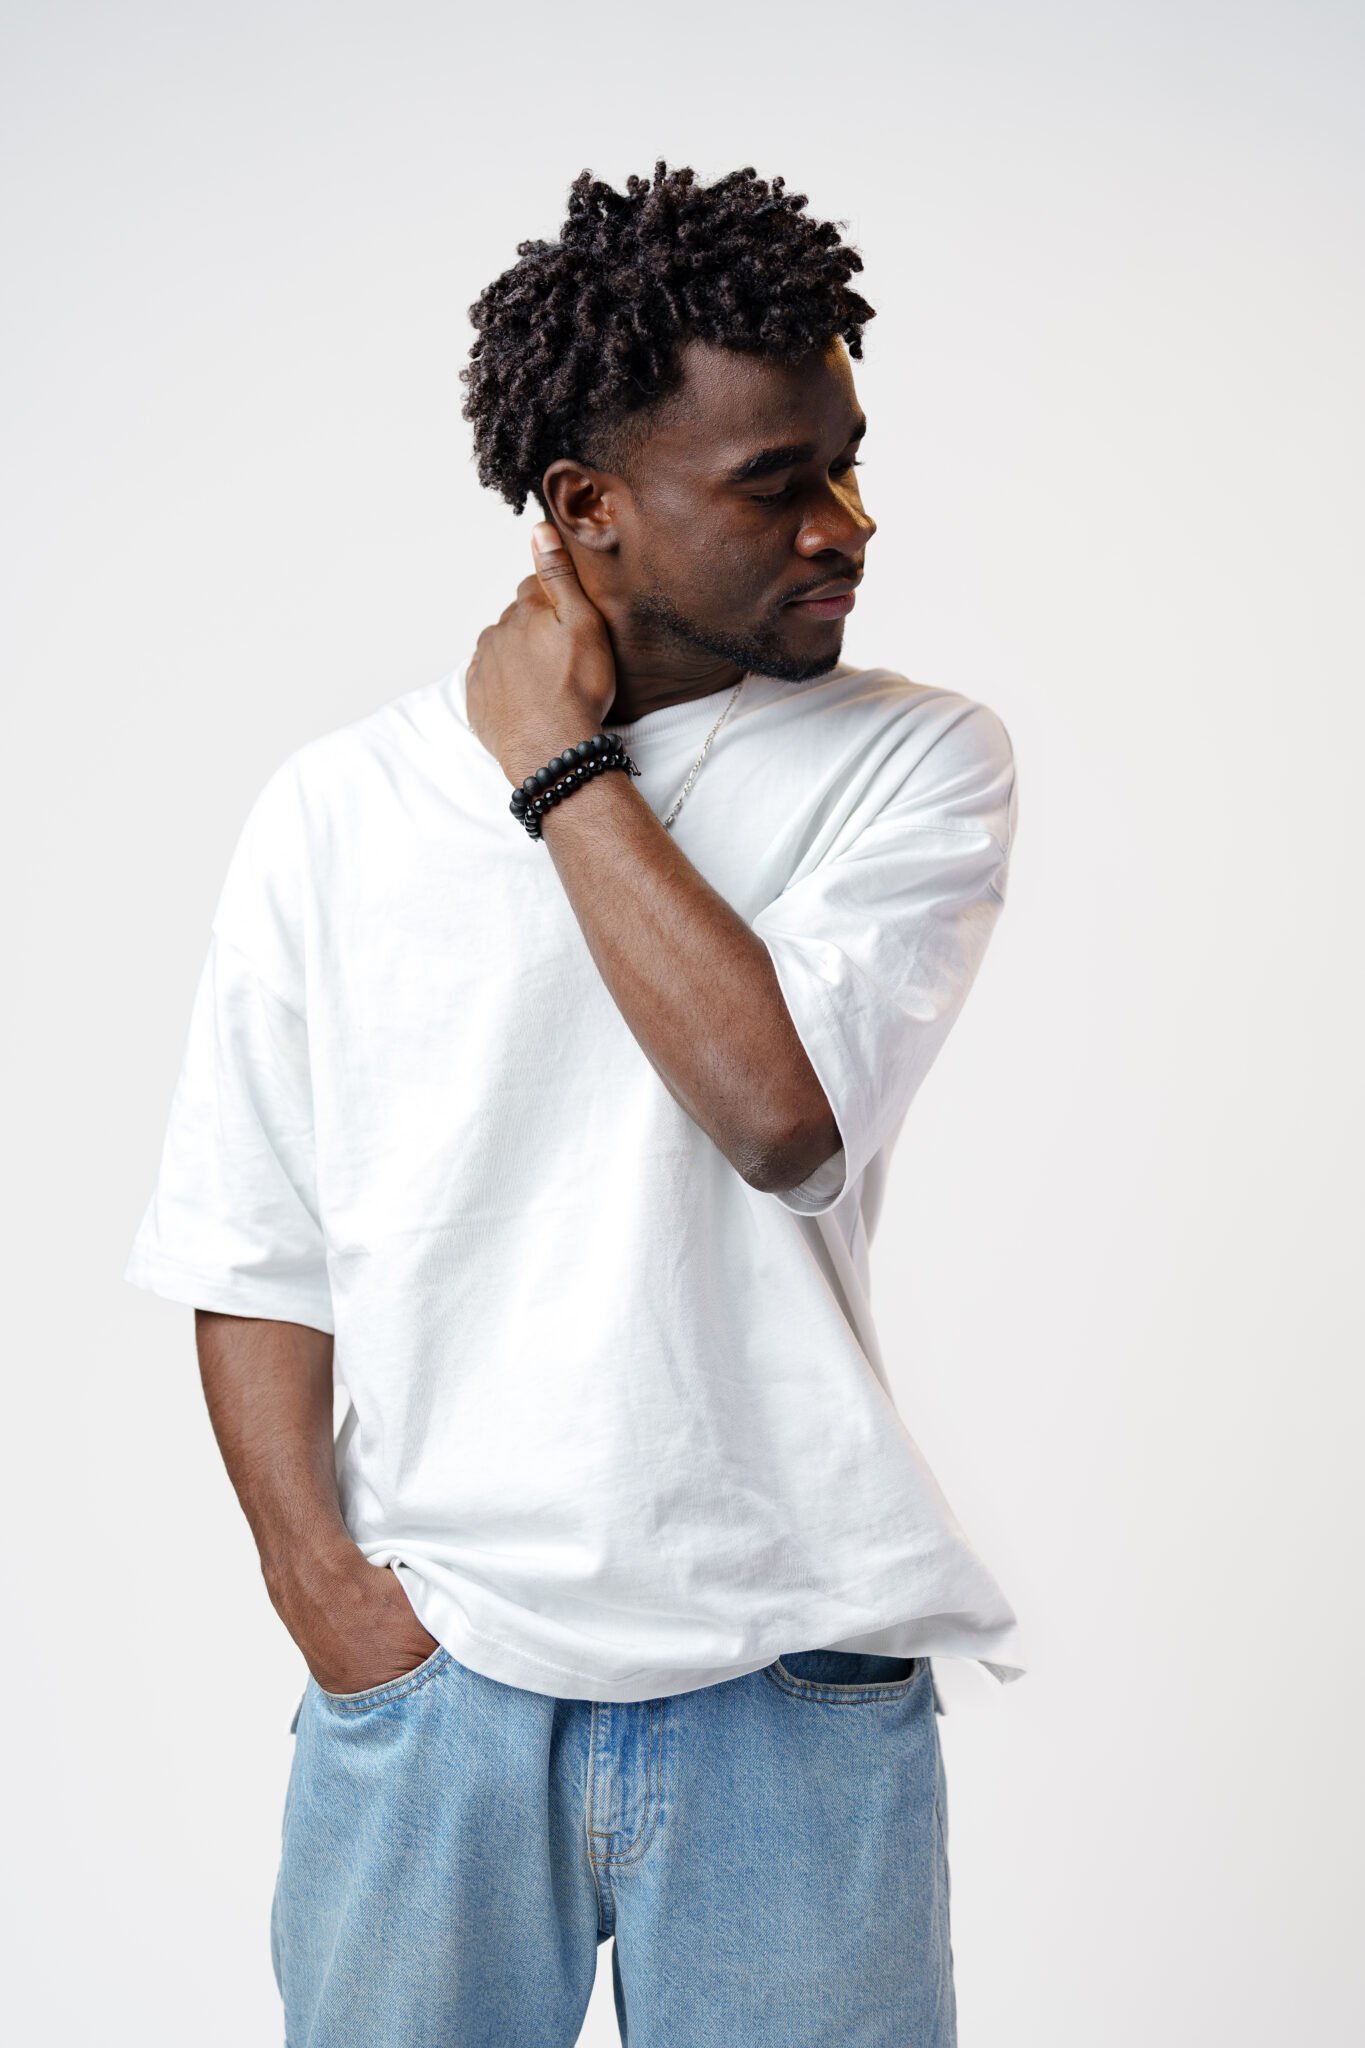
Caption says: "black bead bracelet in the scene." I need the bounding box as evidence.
[508,731,641,841]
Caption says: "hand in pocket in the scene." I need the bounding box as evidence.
[271,1549,441,1697]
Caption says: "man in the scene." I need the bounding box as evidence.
[126,160,1025,2046]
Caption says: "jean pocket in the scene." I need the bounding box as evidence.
[765,1647,924,1702]
[311,1643,450,1713]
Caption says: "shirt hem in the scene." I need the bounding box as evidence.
[384,1559,1028,1704]
[123,1243,336,1335]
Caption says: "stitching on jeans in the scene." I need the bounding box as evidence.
[316,1646,450,1713]
[762,1655,924,1704]
[602,1698,664,1866]
[588,1698,666,1869]
[585,1703,612,1922]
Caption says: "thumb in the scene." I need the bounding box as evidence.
[529,521,588,616]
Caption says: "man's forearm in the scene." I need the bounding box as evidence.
[194,1310,360,1601]
[193,1311,442,1688]
[521,734,842,1190]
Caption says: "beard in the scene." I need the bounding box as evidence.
[625,584,844,684]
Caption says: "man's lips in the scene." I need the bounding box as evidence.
[786,585,858,618]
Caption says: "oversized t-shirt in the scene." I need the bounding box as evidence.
[124,655,1027,1702]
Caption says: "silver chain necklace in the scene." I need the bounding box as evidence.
[656,674,748,832]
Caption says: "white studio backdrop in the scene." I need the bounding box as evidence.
[3,3,1361,2041]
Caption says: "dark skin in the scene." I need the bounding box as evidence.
[195,1310,442,1696]
[200,333,878,1698]
[468,332,877,1190]
[520,330,877,725]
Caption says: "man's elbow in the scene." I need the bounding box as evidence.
[743,1104,844,1196]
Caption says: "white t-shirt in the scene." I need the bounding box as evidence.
[125,655,1027,1702]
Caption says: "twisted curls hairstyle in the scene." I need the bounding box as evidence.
[460,160,876,518]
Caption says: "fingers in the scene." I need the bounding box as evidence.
[532,520,573,569]
[530,522,588,614]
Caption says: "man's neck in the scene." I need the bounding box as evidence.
[602,644,747,727]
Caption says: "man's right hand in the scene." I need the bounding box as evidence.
[264,1542,441,1697]
[191,1314,441,1697]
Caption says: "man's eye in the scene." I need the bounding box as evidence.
[749,457,863,508]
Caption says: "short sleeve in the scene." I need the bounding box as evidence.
[123,760,333,1332]
[752,700,1018,1217]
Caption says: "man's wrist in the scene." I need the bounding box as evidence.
[497,703,612,788]
[259,1529,367,1605]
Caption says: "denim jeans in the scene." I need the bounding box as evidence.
[271,1642,954,2046]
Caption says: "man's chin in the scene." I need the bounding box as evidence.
[630,593,843,688]
[747,637,845,684]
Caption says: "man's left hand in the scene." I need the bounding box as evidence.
[466,523,619,784]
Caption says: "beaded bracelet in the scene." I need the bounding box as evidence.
[508,731,641,841]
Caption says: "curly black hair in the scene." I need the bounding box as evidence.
[460,160,876,518]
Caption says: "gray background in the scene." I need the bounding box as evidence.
[3,1,1361,2040]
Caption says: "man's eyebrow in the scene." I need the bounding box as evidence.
[724,414,867,484]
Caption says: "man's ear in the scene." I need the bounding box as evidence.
[540,460,621,552]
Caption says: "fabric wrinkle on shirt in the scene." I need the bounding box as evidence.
[125,654,1026,1703]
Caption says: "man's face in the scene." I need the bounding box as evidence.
[549,336,877,685]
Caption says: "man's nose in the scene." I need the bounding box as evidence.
[800,504,876,559]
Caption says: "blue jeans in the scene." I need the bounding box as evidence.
[271,1644,954,2045]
